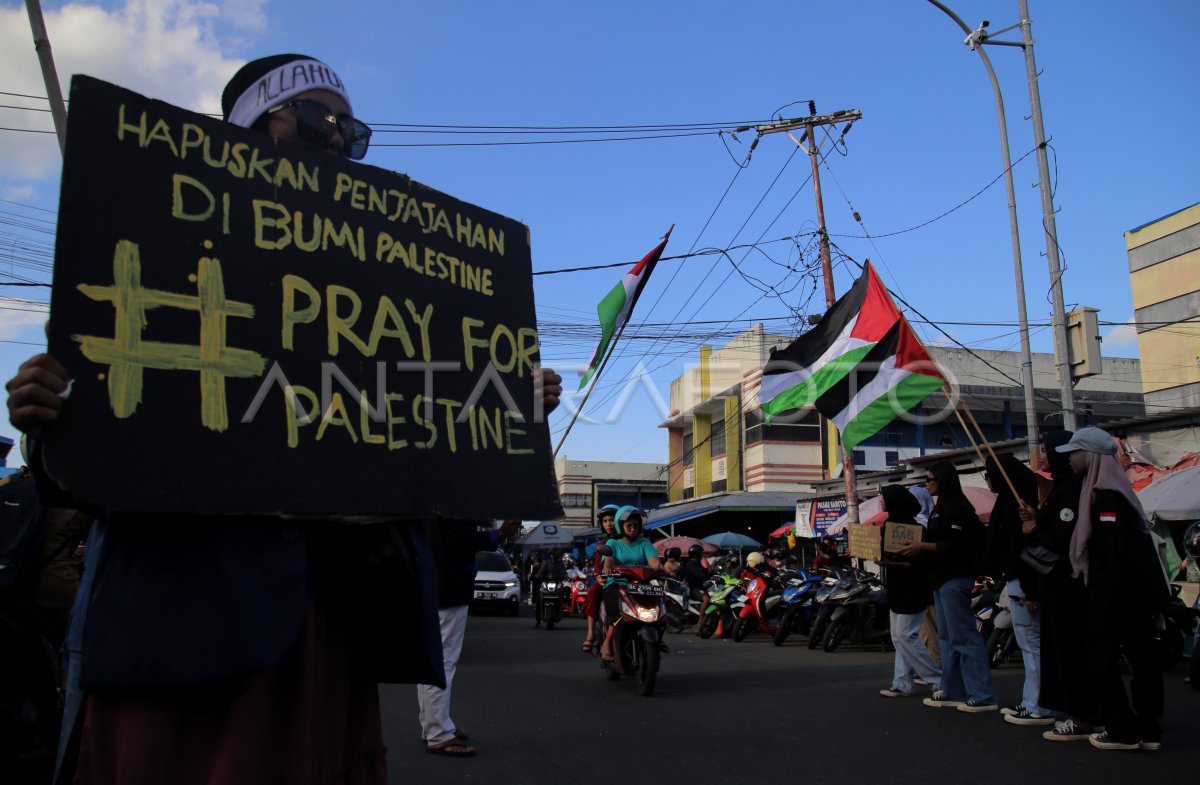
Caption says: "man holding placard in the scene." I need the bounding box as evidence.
[8,53,562,785]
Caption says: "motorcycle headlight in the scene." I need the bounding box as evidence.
[545,582,558,590]
[637,607,660,622]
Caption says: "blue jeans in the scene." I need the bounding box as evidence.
[934,577,996,703]
[1007,578,1057,717]
[890,610,941,693]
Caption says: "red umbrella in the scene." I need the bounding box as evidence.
[653,536,719,556]
[768,522,796,540]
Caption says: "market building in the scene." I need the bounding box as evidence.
[554,455,668,532]
[1125,202,1200,414]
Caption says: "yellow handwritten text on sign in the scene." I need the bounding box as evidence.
[72,240,267,432]
[883,522,925,554]
[282,387,534,455]
[847,522,882,562]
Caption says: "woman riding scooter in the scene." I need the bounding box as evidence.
[599,507,660,664]
[581,505,621,653]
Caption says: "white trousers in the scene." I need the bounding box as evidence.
[417,604,468,745]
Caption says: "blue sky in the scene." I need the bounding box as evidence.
[0,0,1196,466]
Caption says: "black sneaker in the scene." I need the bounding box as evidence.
[1000,704,1024,717]
[1003,707,1057,726]
[879,687,912,698]
[957,699,999,713]
[1089,731,1141,751]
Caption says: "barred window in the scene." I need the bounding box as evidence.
[745,408,821,445]
[561,494,592,508]
[710,416,726,456]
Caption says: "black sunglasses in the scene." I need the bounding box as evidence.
[270,98,372,160]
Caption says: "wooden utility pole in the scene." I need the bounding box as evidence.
[751,105,864,527]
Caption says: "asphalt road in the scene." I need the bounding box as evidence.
[381,605,1194,785]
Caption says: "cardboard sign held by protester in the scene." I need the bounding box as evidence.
[43,76,562,520]
[847,522,882,561]
[883,522,925,554]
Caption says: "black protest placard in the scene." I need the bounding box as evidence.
[43,75,562,520]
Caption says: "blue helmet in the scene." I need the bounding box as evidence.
[615,505,646,536]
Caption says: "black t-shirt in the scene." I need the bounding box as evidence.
[924,496,982,588]
[679,559,708,586]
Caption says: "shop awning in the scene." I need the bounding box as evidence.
[645,491,810,531]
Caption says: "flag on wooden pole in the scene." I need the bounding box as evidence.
[577,227,673,390]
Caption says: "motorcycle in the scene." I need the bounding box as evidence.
[538,579,566,630]
[663,577,702,634]
[982,591,1020,669]
[732,567,791,642]
[772,570,826,646]
[1189,591,1200,691]
[1155,583,1198,671]
[971,576,1002,640]
[807,568,851,650]
[569,578,590,617]
[822,569,889,652]
[600,565,669,696]
[698,572,746,640]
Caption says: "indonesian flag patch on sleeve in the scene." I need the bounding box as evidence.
[1099,512,1118,524]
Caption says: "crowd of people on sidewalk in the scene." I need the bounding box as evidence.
[878,428,1173,752]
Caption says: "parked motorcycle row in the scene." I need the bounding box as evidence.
[537,557,1200,698]
[671,559,1200,674]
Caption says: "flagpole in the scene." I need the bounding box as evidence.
[948,387,1029,511]
[552,315,631,459]
[554,226,673,459]
[25,0,67,155]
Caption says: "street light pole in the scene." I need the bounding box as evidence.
[926,0,1040,466]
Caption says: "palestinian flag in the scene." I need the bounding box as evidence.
[815,318,947,447]
[760,262,901,419]
[578,227,673,390]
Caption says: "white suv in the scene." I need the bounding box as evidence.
[471,551,521,616]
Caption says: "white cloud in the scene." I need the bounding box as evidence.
[1,185,38,203]
[0,0,265,184]
[1104,317,1139,349]
[0,297,49,340]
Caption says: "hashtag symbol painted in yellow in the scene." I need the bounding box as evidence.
[73,240,267,432]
